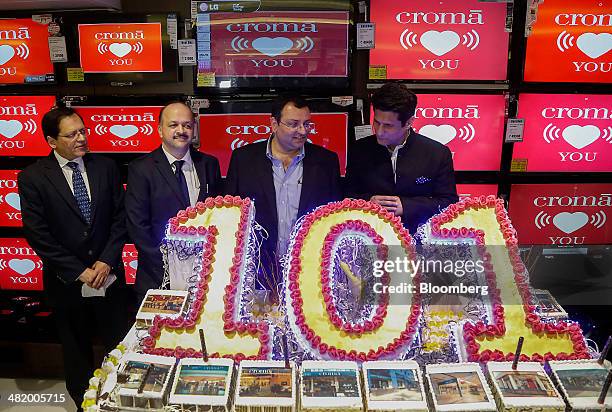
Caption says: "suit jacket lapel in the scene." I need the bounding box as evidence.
[41,154,86,222]
[258,144,278,228]
[152,146,188,207]
[298,146,315,216]
[83,155,100,222]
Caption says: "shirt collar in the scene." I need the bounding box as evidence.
[162,146,193,168]
[266,135,306,162]
[54,151,85,171]
[386,129,411,155]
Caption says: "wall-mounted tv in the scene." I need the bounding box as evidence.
[195,0,350,90]
[0,18,54,84]
[198,99,349,176]
[0,95,56,157]
[369,0,509,81]
[0,238,43,291]
[512,93,612,172]
[524,0,611,83]
[0,170,21,227]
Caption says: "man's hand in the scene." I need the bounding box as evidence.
[78,268,97,287]
[90,261,111,289]
[370,195,404,216]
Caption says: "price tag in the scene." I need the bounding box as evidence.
[48,36,68,62]
[510,159,528,172]
[357,23,375,49]
[354,125,373,140]
[505,118,525,143]
[369,65,387,79]
[167,14,178,49]
[197,72,216,87]
[67,68,84,82]
[32,14,52,25]
[178,39,197,66]
[332,96,354,107]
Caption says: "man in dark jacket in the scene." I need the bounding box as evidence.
[18,107,129,409]
[346,83,458,234]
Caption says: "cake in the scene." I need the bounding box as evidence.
[362,360,428,411]
[117,353,176,410]
[234,360,296,412]
[168,357,234,411]
[421,195,588,363]
[136,289,188,328]
[487,361,565,411]
[425,362,496,411]
[549,360,612,410]
[301,360,363,411]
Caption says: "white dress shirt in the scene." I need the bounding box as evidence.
[162,147,200,207]
[54,151,91,198]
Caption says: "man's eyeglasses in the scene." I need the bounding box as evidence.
[279,120,315,132]
[58,128,90,139]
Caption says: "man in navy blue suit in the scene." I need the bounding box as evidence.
[346,83,458,234]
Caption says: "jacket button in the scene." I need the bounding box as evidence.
[88,250,93,256]
[83,231,88,237]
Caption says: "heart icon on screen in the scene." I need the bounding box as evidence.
[110,125,138,139]
[562,125,600,150]
[8,258,35,276]
[109,42,132,58]
[5,192,21,211]
[252,37,293,57]
[0,45,16,65]
[0,120,23,139]
[420,30,460,56]
[576,33,612,59]
[419,124,457,145]
[129,260,138,270]
[553,212,588,234]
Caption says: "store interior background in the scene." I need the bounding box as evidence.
[0,0,611,394]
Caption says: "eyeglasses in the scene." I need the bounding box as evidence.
[58,128,89,139]
[279,120,315,132]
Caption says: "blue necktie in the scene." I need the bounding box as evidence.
[67,162,91,224]
[173,160,190,205]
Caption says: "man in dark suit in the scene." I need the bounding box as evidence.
[225,96,341,291]
[346,83,458,235]
[126,101,221,299]
[18,107,129,409]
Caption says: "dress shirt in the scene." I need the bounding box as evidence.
[266,137,305,257]
[54,151,91,198]
[162,147,200,207]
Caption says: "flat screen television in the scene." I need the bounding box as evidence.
[369,0,509,81]
[198,98,349,176]
[73,105,162,153]
[63,13,179,84]
[512,93,612,172]
[523,0,611,83]
[370,92,506,171]
[0,95,56,157]
[195,0,350,90]
[0,18,55,84]
[0,238,43,291]
[509,183,612,245]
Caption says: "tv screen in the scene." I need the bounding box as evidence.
[198,100,348,176]
[524,0,611,83]
[73,105,162,153]
[78,22,163,73]
[369,0,509,80]
[0,95,55,157]
[123,243,137,285]
[370,93,506,171]
[512,93,612,172]
[0,238,43,291]
[0,170,21,227]
[63,13,178,84]
[196,6,349,89]
[0,18,54,84]
[509,184,612,245]
[456,184,498,199]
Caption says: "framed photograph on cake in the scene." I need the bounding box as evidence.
[301,361,362,410]
[235,360,296,410]
[549,360,612,410]
[425,363,496,411]
[169,358,234,409]
[363,360,428,411]
[136,289,188,327]
[117,353,176,409]
[533,289,567,319]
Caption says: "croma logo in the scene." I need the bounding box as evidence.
[226,22,318,33]
[414,104,480,119]
[554,13,612,27]
[533,194,612,207]
[395,10,484,25]
[0,104,38,116]
[94,30,145,40]
[90,113,155,123]
[0,27,31,40]
[226,125,271,135]
[541,106,612,119]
